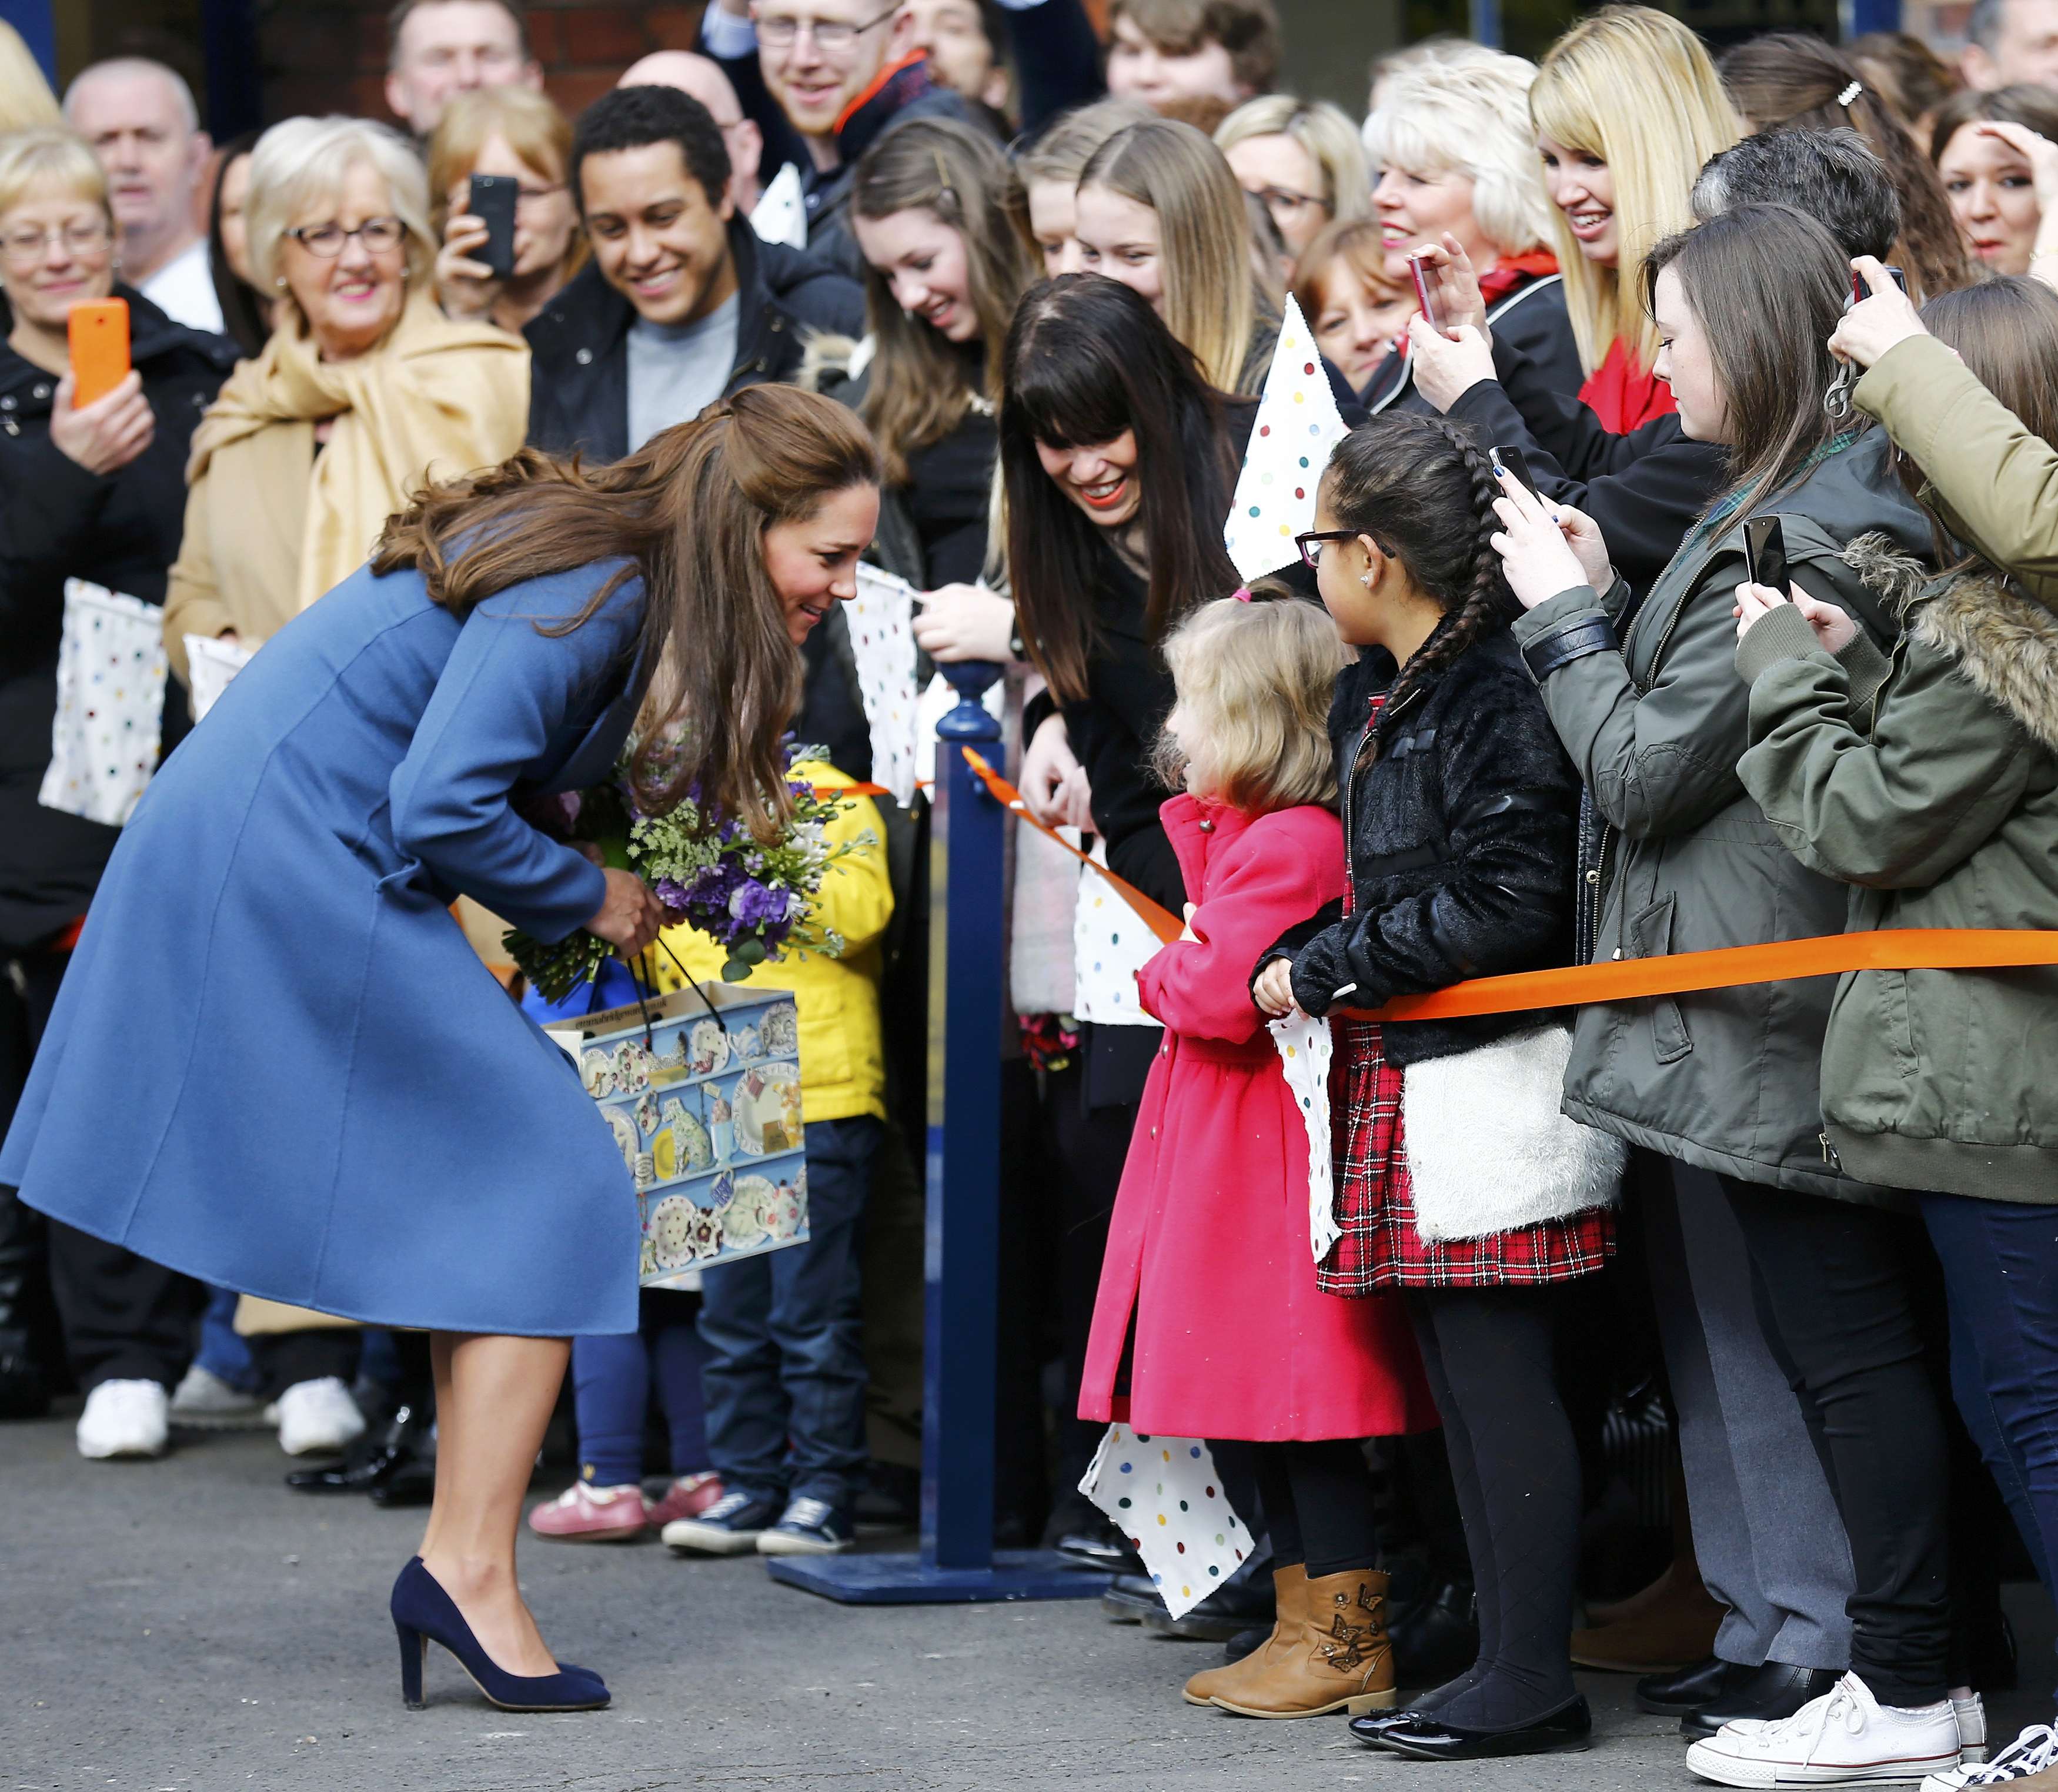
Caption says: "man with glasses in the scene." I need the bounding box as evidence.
[696,0,983,278]
[61,59,221,335]
[385,0,542,140]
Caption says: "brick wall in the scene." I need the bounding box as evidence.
[259,1,710,128]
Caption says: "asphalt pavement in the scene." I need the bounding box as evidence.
[5,1407,2051,1792]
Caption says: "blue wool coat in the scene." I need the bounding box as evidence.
[0,557,649,1336]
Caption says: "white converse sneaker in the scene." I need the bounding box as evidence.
[76,1379,171,1459]
[1686,1671,1960,1787]
[169,1364,268,1429]
[274,1376,366,1456]
[1919,1723,2057,1791]
[1955,1695,1989,1767]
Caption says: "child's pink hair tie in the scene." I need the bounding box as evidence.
[1232,586,1254,602]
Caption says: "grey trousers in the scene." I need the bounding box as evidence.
[1642,1154,1855,1670]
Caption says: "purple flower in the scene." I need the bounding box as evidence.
[727,880,791,927]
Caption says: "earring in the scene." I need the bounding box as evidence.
[275,275,288,289]
[1360,572,1372,587]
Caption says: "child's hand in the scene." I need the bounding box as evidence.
[1252,957,1299,1017]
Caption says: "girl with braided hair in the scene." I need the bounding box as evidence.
[1252,410,1614,1763]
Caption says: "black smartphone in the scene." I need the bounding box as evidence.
[1744,516,1789,596]
[1491,443,1539,498]
[1850,265,1908,305]
[468,172,519,280]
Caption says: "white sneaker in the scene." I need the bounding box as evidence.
[274,1376,365,1456]
[1686,1671,1960,1787]
[169,1364,268,1429]
[76,1379,171,1460]
[1955,1695,1989,1767]
[1919,1723,2057,1791]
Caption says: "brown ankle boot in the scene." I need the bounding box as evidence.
[1183,1566,1304,1707]
[1204,1566,1398,1719]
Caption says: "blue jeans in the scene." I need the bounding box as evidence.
[194,1285,259,1392]
[572,1289,711,1487]
[1920,1192,2058,1696]
[698,1115,880,1509]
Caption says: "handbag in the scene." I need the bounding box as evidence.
[1402,1024,1626,1242]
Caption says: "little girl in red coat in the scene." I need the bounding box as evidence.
[1078,593,1434,1723]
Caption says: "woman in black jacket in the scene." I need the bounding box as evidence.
[0,130,235,1449]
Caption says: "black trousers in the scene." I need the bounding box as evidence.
[244,1326,362,1398]
[1721,1176,1950,1709]
[7,945,201,1393]
[1252,1439,1381,1579]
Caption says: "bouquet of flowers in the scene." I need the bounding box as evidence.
[506,742,873,1003]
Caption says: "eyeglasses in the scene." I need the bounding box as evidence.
[0,219,112,263]
[756,4,899,54]
[1295,529,1360,569]
[1253,185,1331,222]
[284,216,407,257]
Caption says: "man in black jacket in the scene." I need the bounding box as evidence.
[526,84,862,463]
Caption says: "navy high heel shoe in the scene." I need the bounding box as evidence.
[391,1557,609,1712]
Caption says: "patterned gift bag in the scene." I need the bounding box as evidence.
[39,579,168,827]
[1081,1426,1252,1619]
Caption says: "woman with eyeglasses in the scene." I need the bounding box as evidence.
[1214,95,1370,260]
[427,86,585,336]
[163,116,528,686]
[0,127,236,1447]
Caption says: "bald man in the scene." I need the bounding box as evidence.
[619,51,766,214]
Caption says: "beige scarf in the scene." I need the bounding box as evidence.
[188,287,530,614]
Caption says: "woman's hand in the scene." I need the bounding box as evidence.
[1021,713,1079,821]
[49,371,153,474]
[1489,469,1609,610]
[1733,581,1857,654]
[435,211,504,322]
[1406,316,1496,414]
[585,867,666,959]
[1975,120,2058,271]
[1252,957,1299,1018]
[911,583,1017,663]
[1828,257,1927,371]
[1414,233,1489,337]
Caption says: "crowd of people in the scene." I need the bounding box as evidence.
[3,0,2058,1778]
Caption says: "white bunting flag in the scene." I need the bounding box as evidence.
[1269,1008,1340,1263]
[845,564,921,805]
[1222,294,1351,584]
[750,162,807,248]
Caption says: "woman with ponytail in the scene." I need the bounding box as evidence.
[0,386,883,1713]
[1251,411,1607,1764]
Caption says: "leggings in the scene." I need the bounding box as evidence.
[1721,1177,1950,1709]
[1405,1283,1583,1732]
[572,1288,711,1487]
[1251,1439,1381,1580]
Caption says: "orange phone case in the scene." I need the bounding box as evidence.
[68,299,131,407]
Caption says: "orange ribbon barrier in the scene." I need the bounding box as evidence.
[1338,929,2058,1024]
[960,747,1185,944]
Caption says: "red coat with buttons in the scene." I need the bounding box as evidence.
[1078,795,1435,1441]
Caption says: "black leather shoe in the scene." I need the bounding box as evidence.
[1102,1573,1162,1623]
[1681,1663,1841,1738]
[370,1455,436,1507]
[0,1332,50,1420]
[1369,1696,1593,1760]
[1389,1580,1480,1689]
[286,1402,426,1495]
[1142,1562,1274,1640]
[1637,1654,1756,1716]
[1350,1707,1431,1744]
[1054,1512,1141,1574]
[1222,1624,1268,1665]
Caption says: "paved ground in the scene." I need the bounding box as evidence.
[5,1409,2052,1792]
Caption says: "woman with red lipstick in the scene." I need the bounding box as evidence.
[1930,86,2058,281]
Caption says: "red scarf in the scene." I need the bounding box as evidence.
[1476,248,1561,306]
[1580,336,1676,434]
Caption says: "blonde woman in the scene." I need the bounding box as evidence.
[1075,115,1276,393]
[1358,52,1581,413]
[1530,4,1739,430]
[1014,96,1154,276]
[427,85,584,335]
[1215,93,1369,258]
[163,116,529,681]
[0,23,58,132]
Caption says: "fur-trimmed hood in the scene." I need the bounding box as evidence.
[1843,533,2058,752]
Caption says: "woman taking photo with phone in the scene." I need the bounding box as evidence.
[1,383,883,1713]
[1498,205,1965,1786]
[0,128,236,1449]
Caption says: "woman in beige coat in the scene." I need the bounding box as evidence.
[164,113,529,684]
[162,115,527,1456]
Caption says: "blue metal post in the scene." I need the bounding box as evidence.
[765,664,1111,1604]
[1469,0,1502,51]
[1840,0,1903,37]
[0,0,55,85]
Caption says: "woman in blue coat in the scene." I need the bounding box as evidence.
[0,385,883,1711]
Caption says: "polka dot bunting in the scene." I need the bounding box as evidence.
[1078,1425,1252,1624]
[1071,844,1160,1027]
[1221,293,1351,584]
[39,579,168,829]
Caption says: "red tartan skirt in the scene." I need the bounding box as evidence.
[1319,1017,1615,1292]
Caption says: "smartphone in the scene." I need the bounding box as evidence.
[1491,443,1539,497]
[1850,265,1908,305]
[1407,250,1441,333]
[68,298,130,407]
[468,172,519,280]
[1743,516,1790,596]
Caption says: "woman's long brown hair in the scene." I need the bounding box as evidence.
[372,385,881,839]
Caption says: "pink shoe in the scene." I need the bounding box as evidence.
[528,1480,649,1542]
[645,1471,725,1529]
